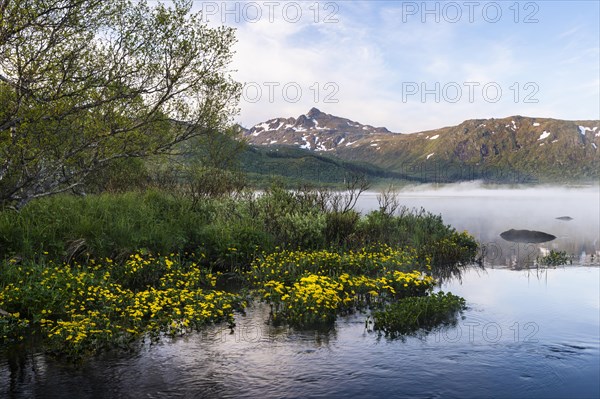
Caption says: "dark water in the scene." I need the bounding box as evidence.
[2,186,599,398]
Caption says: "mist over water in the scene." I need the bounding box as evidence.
[356,183,600,268]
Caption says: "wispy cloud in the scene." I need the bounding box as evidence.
[194,1,600,131]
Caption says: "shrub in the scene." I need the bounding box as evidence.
[83,157,150,194]
[537,250,571,266]
[324,211,360,247]
[372,291,466,338]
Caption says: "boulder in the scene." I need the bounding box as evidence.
[500,229,556,243]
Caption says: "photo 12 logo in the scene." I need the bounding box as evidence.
[200,1,340,24]
[400,1,540,23]
[242,81,340,104]
[401,81,540,104]
[198,320,540,344]
[433,320,540,344]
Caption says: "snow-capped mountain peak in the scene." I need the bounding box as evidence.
[244,109,394,152]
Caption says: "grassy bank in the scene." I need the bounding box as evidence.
[0,187,479,358]
[0,187,477,270]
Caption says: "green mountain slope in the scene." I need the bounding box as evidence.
[238,145,427,187]
[244,110,600,183]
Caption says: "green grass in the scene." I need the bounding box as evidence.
[0,187,479,276]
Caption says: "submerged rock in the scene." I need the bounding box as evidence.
[500,229,556,243]
[556,216,573,221]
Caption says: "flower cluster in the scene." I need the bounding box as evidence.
[0,254,245,357]
[248,245,423,283]
[249,247,435,327]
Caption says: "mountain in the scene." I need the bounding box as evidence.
[243,109,600,183]
[244,107,392,152]
[237,145,429,188]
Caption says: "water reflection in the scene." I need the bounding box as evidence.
[2,267,598,399]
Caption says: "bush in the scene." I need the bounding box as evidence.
[537,250,571,266]
[0,188,478,278]
[324,211,360,247]
[356,208,479,278]
[186,166,246,204]
[83,157,150,194]
[372,291,466,338]
[252,184,327,249]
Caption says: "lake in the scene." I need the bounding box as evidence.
[2,185,599,398]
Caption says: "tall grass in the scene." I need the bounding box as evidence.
[1,190,199,260]
[0,187,479,277]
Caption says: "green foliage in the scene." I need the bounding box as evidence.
[0,186,482,357]
[0,254,245,358]
[0,0,241,208]
[83,157,150,194]
[186,166,247,202]
[0,186,479,280]
[324,211,360,247]
[537,250,571,266]
[252,184,327,249]
[0,311,29,344]
[0,190,200,260]
[357,208,479,278]
[247,248,436,327]
[372,291,466,338]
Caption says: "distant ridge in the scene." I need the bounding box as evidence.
[242,109,599,182]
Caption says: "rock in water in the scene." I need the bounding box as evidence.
[500,229,556,243]
[556,216,573,221]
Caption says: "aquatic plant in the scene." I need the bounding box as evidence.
[372,291,466,338]
[0,254,246,358]
[248,248,437,327]
[537,250,572,266]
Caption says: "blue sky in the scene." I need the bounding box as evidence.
[194,0,600,132]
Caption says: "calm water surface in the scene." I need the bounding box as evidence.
[2,186,599,398]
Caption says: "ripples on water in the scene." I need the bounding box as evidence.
[1,186,599,398]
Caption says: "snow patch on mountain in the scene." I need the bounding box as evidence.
[300,135,311,150]
[579,126,599,135]
[538,131,550,140]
